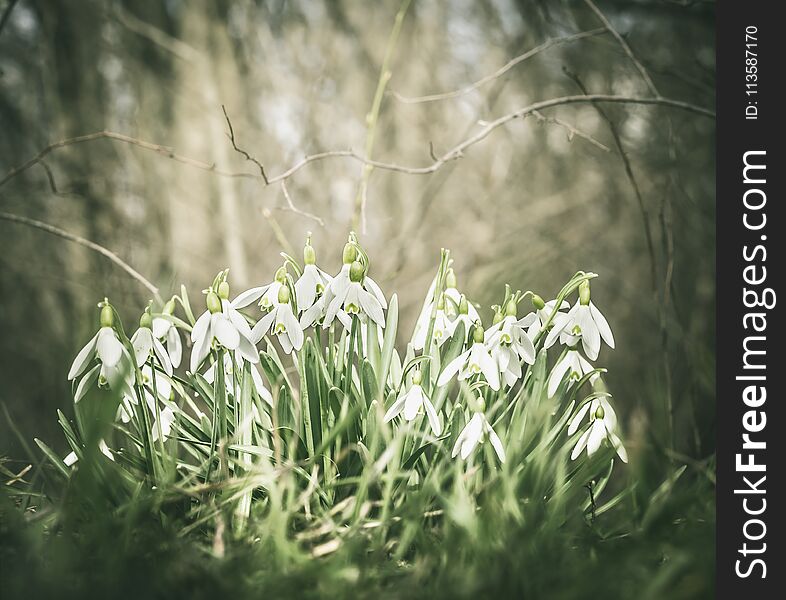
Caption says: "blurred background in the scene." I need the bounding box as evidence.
[0,0,714,464]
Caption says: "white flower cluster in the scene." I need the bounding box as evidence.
[65,236,627,469]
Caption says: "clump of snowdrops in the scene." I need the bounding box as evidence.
[40,232,628,557]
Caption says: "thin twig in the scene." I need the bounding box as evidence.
[1,95,713,194]
[0,211,161,302]
[583,0,660,97]
[221,105,269,184]
[390,28,607,104]
[278,181,324,227]
[531,109,610,152]
[0,130,258,190]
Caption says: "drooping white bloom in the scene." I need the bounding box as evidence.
[547,347,597,398]
[250,285,304,354]
[324,261,386,328]
[68,304,135,402]
[131,318,173,376]
[437,325,500,391]
[412,294,454,351]
[546,300,614,361]
[383,371,442,435]
[295,241,332,312]
[190,289,259,373]
[452,411,505,463]
[152,300,182,368]
[519,297,570,342]
[569,396,627,462]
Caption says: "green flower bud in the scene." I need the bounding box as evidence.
[492,307,504,325]
[458,294,469,316]
[275,266,287,283]
[579,280,591,306]
[476,396,486,413]
[206,291,222,314]
[304,243,316,266]
[504,298,517,318]
[595,404,605,420]
[100,304,114,328]
[472,321,484,344]
[436,293,445,311]
[342,243,358,265]
[445,268,457,289]
[278,285,291,304]
[532,294,545,310]
[218,280,230,300]
[349,260,365,283]
[411,369,423,386]
[139,311,153,329]
[163,299,176,315]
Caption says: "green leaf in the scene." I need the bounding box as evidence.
[377,293,398,396]
[34,438,70,479]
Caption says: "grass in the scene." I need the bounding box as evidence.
[0,240,715,599]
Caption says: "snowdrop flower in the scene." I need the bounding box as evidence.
[446,294,479,343]
[569,396,627,462]
[483,302,535,387]
[520,294,570,342]
[412,294,453,350]
[250,284,304,354]
[131,311,173,376]
[231,266,287,312]
[437,322,500,391]
[152,299,182,368]
[68,302,135,402]
[190,284,259,373]
[452,399,505,463]
[547,346,598,398]
[383,370,442,435]
[295,237,332,313]
[544,282,614,360]
[324,260,386,328]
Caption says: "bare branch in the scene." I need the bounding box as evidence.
[0,0,19,37]
[583,0,660,97]
[530,109,610,152]
[1,95,713,195]
[0,211,161,302]
[390,28,607,104]
[221,105,269,184]
[0,130,258,190]
[278,181,325,227]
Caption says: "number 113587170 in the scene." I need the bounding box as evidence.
[745,25,758,120]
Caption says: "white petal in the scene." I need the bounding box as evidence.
[567,402,592,435]
[96,327,123,367]
[476,345,500,390]
[191,310,211,343]
[590,302,615,349]
[295,267,319,311]
[609,432,628,463]
[358,288,385,327]
[63,451,78,466]
[167,327,182,368]
[74,364,101,403]
[212,314,240,349]
[437,350,470,387]
[403,386,423,421]
[190,319,213,373]
[250,309,277,344]
[571,428,591,460]
[547,355,572,398]
[68,330,99,380]
[383,393,407,423]
[231,285,268,309]
[281,306,304,351]
[587,420,606,456]
[486,422,506,463]
[152,317,171,339]
[422,397,442,436]
[151,337,173,375]
[363,276,387,309]
[278,333,293,355]
[237,332,260,364]
[251,365,274,406]
[227,304,253,339]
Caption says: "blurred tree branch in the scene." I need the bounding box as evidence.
[0,0,18,38]
[0,212,161,302]
[1,95,713,197]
